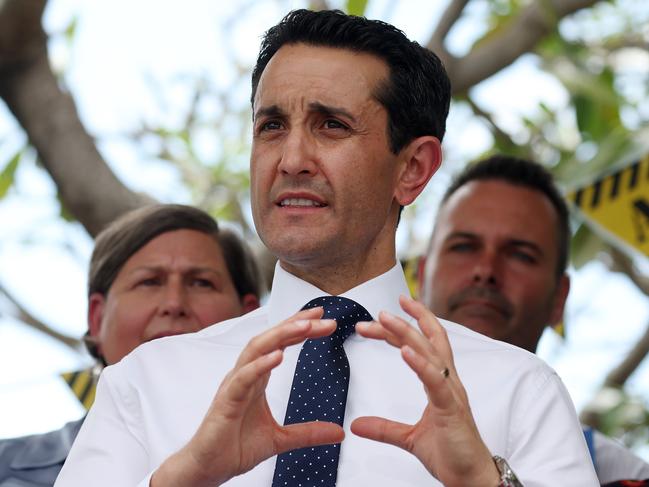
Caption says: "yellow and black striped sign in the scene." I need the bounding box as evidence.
[61,369,97,410]
[568,154,649,257]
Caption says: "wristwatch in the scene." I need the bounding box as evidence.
[493,456,523,486]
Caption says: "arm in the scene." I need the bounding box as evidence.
[54,370,150,486]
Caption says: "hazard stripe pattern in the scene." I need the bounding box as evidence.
[61,369,97,410]
[572,156,649,210]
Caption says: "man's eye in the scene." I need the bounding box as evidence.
[511,251,536,264]
[259,120,282,131]
[323,119,348,130]
[448,243,474,253]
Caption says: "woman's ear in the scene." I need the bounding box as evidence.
[87,293,106,345]
[394,135,442,206]
[241,293,261,314]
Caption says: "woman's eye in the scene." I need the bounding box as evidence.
[138,278,160,287]
[192,278,215,288]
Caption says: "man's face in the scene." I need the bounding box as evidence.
[88,229,258,364]
[422,180,569,352]
[250,44,403,280]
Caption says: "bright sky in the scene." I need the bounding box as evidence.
[1,0,649,460]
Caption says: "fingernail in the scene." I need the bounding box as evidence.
[320,319,336,326]
[294,320,310,328]
[402,345,415,357]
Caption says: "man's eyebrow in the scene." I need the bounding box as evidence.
[447,232,544,253]
[445,231,478,241]
[308,102,357,123]
[254,104,284,121]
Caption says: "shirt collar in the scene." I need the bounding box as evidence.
[268,261,412,326]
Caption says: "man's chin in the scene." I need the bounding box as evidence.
[448,311,508,342]
[268,234,338,265]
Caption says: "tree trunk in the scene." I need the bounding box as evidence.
[0,0,152,237]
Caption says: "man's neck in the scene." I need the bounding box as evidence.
[279,257,397,296]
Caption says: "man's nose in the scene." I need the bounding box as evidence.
[472,251,500,286]
[277,128,317,176]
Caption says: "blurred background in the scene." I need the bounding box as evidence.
[1,0,648,458]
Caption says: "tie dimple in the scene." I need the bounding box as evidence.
[271,296,373,487]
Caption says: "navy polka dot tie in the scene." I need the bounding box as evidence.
[271,296,373,487]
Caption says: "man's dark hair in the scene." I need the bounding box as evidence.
[440,155,570,277]
[251,9,451,153]
[88,204,261,300]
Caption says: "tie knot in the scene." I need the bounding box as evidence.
[301,296,373,342]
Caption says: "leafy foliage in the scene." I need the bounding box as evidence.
[0,148,22,199]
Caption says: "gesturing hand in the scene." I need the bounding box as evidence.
[152,307,345,487]
[353,295,500,487]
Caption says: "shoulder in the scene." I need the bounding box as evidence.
[0,418,84,483]
[592,429,649,483]
[441,317,544,364]
[440,318,559,392]
[116,305,269,369]
[101,306,270,396]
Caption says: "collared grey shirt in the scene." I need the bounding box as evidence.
[0,418,83,487]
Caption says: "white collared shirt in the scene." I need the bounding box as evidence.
[55,263,598,486]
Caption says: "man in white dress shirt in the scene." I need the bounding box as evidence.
[55,9,598,486]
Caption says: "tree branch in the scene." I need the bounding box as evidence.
[596,247,649,387]
[463,95,517,149]
[445,0,601,94]
[426,0,469,66]
[0,0,152,237]
[604,320,649,388]
[0,281,81,351]
[605,246,649,297]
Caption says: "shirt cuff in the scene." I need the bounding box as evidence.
[138,471,154,487]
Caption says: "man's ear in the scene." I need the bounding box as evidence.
[88,293,106,344]
[549,274,570,326]
[395,136,442,206]
[241,293,261,314]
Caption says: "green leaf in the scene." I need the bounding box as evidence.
[64,16,78,43]
[56,193,76,222]
[345,0,368,16]
[569,223,605,270]
[0,150,22,199]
